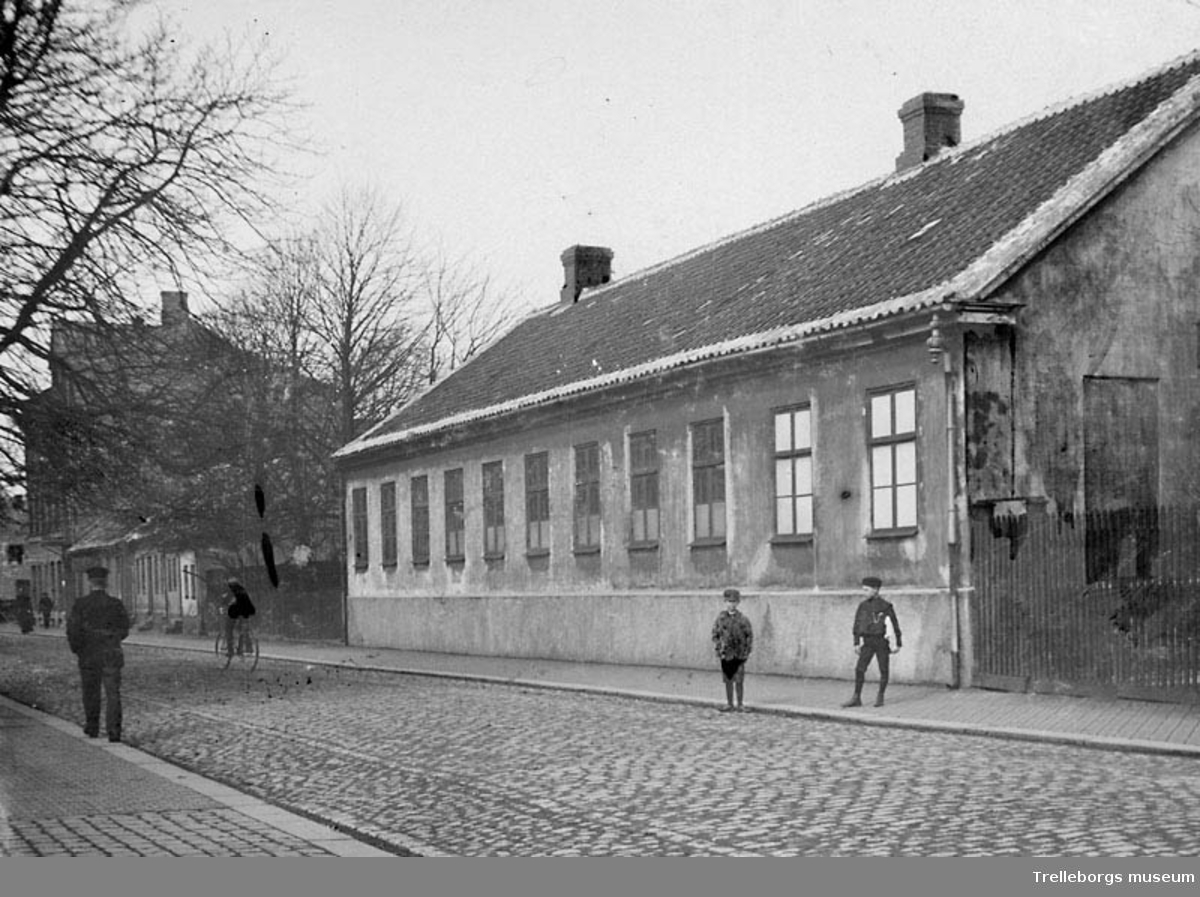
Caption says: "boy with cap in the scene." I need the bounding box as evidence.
[843,576,902,708]
[711,588,754,712]
[67,566,131,742]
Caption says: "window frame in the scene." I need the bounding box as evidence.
[691,418,727,547]
[351,486,369,570]
[772,404,814,542]
[444,468,465,562]
[572,442,602,553]
[411,475,430,567]
[525,451,550,556]
[380,480,398,567]
[867,384,919,536]
[482,460,505,559]
[628,430,660,550]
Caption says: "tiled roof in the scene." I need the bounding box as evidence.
[338,52,1200,460]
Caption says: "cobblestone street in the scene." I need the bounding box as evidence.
[2,636,1198,856]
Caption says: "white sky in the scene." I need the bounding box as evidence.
[150,0,1200,316]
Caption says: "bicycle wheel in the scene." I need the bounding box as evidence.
[225,628,259,673]
[215,631,233,669]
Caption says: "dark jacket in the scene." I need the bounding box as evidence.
[226,582,256,619]
[712,609,754,661]
[852,595,902,648]
[67,590,131,667]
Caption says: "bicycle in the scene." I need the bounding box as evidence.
[214,616,259,672]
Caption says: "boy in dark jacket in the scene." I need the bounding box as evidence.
[711,588,754,712]
[67,566,131,741]
[843,576,902,708]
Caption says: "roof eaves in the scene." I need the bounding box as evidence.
[333,283,954,460]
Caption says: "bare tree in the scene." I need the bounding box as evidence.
[2,0,294,488]
[420,243,518,385]
[307,186,426,443]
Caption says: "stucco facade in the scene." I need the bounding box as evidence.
[342,335,960,684]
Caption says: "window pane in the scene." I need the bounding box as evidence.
[796,495,814,534]
[873,488,893,530]
[776,497,794,534]
[632,513,645,543]
[895,441,916,484]
[774,412,792,453]
[695,504,710,539]
[795,455,813,495]
[794,409,811,450]
[775,458,793,498]
[894,389,916,434]
[872,445,894,486]
[646,508,659,540]
[896,484,918,528]
[712,502,726,537]
[871,394,892,438]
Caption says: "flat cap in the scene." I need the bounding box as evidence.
[861,576,882,589]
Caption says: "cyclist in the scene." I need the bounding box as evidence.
[223,577,256,658]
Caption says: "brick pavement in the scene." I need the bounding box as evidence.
[1,630,1198,856]
[0,694,393,856]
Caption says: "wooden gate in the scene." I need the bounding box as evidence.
[971,505,1200,702]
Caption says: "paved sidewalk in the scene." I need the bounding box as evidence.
[0,693,394,856]
[68,627,1200,758]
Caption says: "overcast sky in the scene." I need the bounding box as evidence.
[151,0,1200,315]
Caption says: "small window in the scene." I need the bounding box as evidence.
[526,452,550,554]
[869,386,918,532]
[483,460,505,558]
[774,406,813,537]
[351,487,368,569]
[692,419,726,543]
[574,442,601,551]
[629,431,660,546]
[380,481,397,567]
[411,475,430,566]
[445,468,465,561]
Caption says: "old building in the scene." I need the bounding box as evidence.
[335,53,1200,691]
[23,291,342,637]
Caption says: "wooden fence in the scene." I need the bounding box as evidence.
[971,504,1200,702]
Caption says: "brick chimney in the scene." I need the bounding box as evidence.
[160,290,189,327]
[895,93,964,172]
[560,245,613,305]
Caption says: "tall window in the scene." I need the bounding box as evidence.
[351,486,368,569]
[869,386,918,532]
[380,481,397,566]
[526,452,550,553]
[411,476,430,566]
[483,461,505,558]
[445,468,465,561]
[692,418,726,542]
[774,406,813,536]
[629,430,660,546]
[574,442,601,551]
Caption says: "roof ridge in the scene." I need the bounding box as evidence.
[573,48,1200,301]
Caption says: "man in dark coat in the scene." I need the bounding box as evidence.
[38,592,53,628]
[66,566,131,742]
[843,576,902,708]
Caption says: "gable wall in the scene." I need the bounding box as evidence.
[972,120,1200,515]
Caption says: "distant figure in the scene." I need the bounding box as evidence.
[37,593,53,628]
[66,566,131,742]
[224,577,256,658]
[711,587,754,712]
[14,591,34,633]
[842,576,903,708]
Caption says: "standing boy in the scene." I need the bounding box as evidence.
[711,587,754,712]
[843,576,902,708]
[66,566,131,742]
